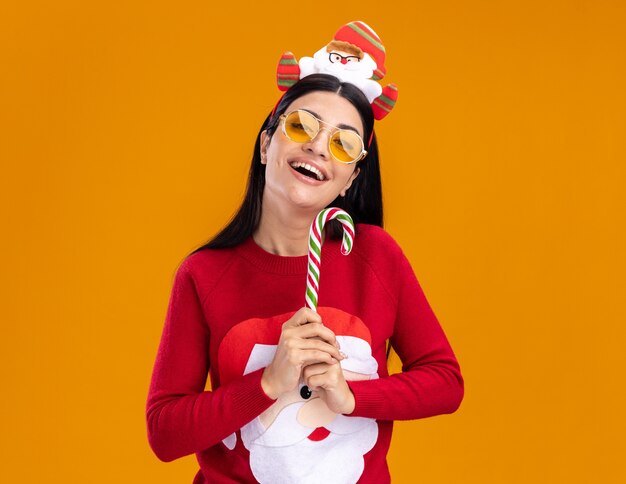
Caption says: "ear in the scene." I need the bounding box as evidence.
[260,130,269,164]
[340,167,360,197]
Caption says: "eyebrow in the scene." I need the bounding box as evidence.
[302,109,361,135]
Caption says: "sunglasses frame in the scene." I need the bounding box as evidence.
[279,109,368,164]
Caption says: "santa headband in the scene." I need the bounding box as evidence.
[272,20,399,146]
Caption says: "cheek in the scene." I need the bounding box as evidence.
[265,137,291,168]
[335,166,357,185]
[264,144,285,180]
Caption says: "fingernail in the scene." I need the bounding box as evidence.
[340,352,347,359]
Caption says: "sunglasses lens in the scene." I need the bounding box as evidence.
[282,110,364,163]
[284,111,318,142]
[330,130,363,163]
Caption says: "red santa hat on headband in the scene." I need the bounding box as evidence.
[333,21,387,81]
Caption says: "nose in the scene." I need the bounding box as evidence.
[303,127,332,160]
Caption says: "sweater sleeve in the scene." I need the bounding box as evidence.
[146,259,276,462]
[346,244,464,420]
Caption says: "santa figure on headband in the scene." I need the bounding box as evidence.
[218,307,379,484]
[276,20,399,120]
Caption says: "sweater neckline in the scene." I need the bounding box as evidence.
[236,234,342,275]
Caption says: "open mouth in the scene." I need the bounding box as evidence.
[289,161,326,181]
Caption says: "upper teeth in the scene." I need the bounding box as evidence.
[290,161,325,181]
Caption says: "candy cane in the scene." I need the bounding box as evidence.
[305,208,355,311]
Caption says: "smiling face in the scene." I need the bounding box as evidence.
[260,91,363,213]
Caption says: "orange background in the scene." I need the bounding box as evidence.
[1,1,625,482]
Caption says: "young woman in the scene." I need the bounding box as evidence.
[146,73,464,483]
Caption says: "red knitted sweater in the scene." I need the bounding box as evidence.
[146,224,464,483]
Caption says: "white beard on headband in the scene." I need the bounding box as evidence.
[223,336,379,484]
[299,47,383,103]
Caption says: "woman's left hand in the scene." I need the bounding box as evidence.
[302,360,356,415]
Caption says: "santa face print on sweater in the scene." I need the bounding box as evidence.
[217,307,379,484]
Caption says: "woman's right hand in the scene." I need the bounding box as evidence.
[261,307,344,400]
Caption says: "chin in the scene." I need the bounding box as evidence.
[286,189,336,212]
[288,197,324,212]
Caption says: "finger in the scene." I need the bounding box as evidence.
[293,323,339,348]
[306,372,337,391]
[298,349,337,366]
[294,338,344,361]
[303,362,333,380]
[283,307,322,328]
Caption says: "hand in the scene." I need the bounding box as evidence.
[261,307,345,400]
[303,361,356,414]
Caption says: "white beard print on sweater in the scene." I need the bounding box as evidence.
[243,403,377,484]
[223,335,379,484]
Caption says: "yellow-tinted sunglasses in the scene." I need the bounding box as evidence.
[279,109,367,164]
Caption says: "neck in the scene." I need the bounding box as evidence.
[253,199,318,257]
